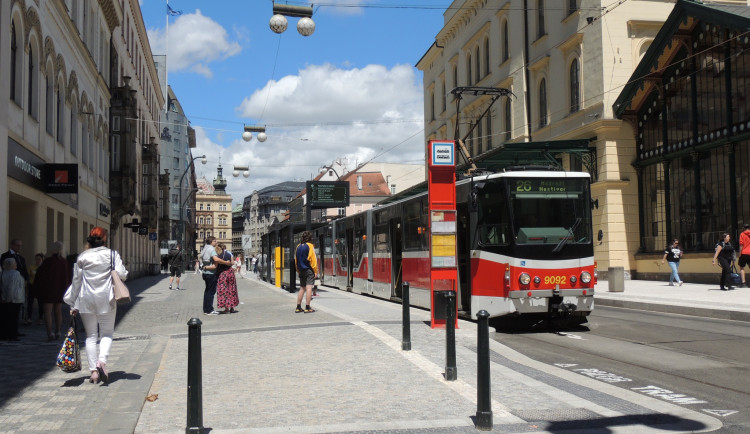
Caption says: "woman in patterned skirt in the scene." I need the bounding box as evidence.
[215,243,239,313]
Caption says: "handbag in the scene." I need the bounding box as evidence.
[729,264,743,286]
[111,250,131,305]
[56,316,81,372]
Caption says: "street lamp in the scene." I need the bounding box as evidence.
[232,165,250,178]
[179,154,207,259]
[242,125,267,143]
[270,3,315,36]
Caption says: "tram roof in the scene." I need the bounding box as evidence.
[377,139,593,206]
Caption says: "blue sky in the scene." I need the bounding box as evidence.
[139,1,451,203]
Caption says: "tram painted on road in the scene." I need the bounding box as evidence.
[262,168,596,322]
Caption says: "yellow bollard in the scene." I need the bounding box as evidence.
[274,247,282,288]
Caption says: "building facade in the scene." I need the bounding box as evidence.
[242,181,305,257]
[2,0,162,278]
[194,165,232,255]
[417,0,682,276]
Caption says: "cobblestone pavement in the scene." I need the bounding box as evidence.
[0,273,723,433]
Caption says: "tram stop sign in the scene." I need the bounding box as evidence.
[307,181,350,209]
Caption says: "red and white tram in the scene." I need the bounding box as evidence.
[311,168,596,322]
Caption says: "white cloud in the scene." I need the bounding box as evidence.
[192,63,425,204]
[147,10,242,77]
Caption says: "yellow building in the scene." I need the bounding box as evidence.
[194,165,232,255]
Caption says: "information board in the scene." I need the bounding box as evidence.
[307,181,350,208]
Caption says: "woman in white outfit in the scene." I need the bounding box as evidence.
[64,227,128,384]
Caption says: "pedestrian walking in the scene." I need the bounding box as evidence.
[252,255,258,275]
[1,257,26,341]
[215,243,239,314]
[27,252,45,325]
[33,242,72,341]
[168,244,186,290]
[738,224,750,287]
[294,231,318,313]
[661,238,683,286]
[63,227,128,384]
[712,232,736,291]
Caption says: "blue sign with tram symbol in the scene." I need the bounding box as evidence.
[431,141,455,166]
[149,232,157,241]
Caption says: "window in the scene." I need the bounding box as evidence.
[390,184,396,194]
[199,217,204,224]
[46,73,53,134]
[474,46,480,83]
[206,204,211,211]
[70,103,77,155]
[10,21,19,103]
[539,78,548,128]
[207,217,211,225]
[537,0,545,39]
[110,135,120,169]
[82,121,89,165]
[483,38,490,77]
[568,0,577,15]
[430,89,435,121]
[466,54,472,85]
[441,79,446,113]
[452,64,458,90]
[56,82,65,142]
[338,208,345,216]
[112,116,120,131]
[199,204,204,211]
[28,46,36,118]
[486,116,492,149]
[505,98,512,140]
[570,59,580,113]
[502,22,509,62]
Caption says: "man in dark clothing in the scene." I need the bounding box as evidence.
[168,244,186,290]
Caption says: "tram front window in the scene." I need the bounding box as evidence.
[510,178,591,248]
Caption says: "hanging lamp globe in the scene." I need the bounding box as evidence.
[297,17,315,36]
[269,14,288,34]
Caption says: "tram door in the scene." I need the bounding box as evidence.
[391,218,403,298]
[456,203,471,314]
[346,228,354,289]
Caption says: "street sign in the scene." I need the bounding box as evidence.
[307,181,350,208]
[149,232,157,241]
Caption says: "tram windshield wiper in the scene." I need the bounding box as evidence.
[552,217,581,253]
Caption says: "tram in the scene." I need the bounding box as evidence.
[263,167,596,323]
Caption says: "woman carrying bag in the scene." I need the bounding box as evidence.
[64,227,128,384]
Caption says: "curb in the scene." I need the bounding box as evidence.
[596,297,750,322]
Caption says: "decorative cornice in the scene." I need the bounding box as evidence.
[528,55,550,73]
[98,0,121,32]
[24,6,40,46]
[558,33,584,54]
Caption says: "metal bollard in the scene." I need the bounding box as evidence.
[444,291,457,381]
[475,310,493,430]
[186,318,204,434]
[402,281,411,351]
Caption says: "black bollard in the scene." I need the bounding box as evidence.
[444,291,457,381]
[402,281,411,351]
[475,310,493,430]
[186,318,204,434]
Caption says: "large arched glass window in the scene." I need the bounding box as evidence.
[70,99,77,155]
[537,0,545,39]
[539,78,548,128]
[502,21,509,62]
[28,46,36,118]
[430,89,435,121]
[45,72,53,134]
[441,79,446,113]
[56,80,65,142]
[570,59,580,113]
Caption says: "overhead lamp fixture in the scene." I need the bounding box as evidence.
[270,3,315,37]
[242,125,267,143]
[233,165,250,178]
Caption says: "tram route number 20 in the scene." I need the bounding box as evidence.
[544,275,567,285]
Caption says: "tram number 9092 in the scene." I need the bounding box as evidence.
[543,275,567,285]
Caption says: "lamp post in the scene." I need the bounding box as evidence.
[179,155,207,259]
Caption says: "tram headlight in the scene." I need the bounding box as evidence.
[519,273,531,285]
[533,276,541,284]
[581,271,592,284]
[569,276,577,284]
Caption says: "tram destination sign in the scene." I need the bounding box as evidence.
[307,181,350,209]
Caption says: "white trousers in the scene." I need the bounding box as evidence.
[79,309,116,372]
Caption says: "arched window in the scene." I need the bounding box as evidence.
[504,98,512,140]
[452,64,458,90]
[430,89,435,121]
[483,38,490,77]
[474,46,480,83]
[46,72,54,134]
[70,99,77,155]
[82,117,89,165]
[56,81,65,142]
[199,217,204,225]
[207,217,212,225]
[28,46,36,118]
[502,21,509,62]
[466,54,472,85]
[10,22,19,103]
[568,0,577,15]
[441,79,446,113]
[539,78,548,127]
[570,59,580,113]
[537,0,545,39]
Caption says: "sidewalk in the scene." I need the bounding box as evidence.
[595,279,750,322]
[0,273,734,433]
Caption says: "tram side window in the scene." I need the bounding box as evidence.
[477,185,511,245]
[353,222,366,268]
[336,236,347,268]
[374,223,389,254]
[403,199,427,250]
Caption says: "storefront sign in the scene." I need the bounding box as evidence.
[8,138,46,192]
[46,164,78,194]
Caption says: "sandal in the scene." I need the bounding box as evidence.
[304,307,316,313]
[89,371,100,384]
[295,307,304,313]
